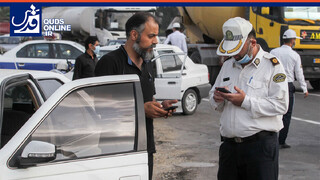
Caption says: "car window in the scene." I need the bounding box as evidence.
[37,79,64,99]
[0,37,20,44]
[30,83,136,161]
[9,37,21,44]
[158,50,183,73]
[56,43,82,59]
[1,83,37,148]
[0,37,9,44]
[17,44,50,58]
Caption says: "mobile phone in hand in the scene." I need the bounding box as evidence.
[164,106,178,111]
[216,87,231,93]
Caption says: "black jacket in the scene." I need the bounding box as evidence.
[95,46,156,153]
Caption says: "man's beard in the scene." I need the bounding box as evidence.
[133,41,156,61]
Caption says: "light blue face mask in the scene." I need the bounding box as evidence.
[236,42,252,65]
[94,45,100,55]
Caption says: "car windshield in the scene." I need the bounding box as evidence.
[105,12,136,31]
[284,7,320,20]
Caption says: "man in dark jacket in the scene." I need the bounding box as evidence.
[95,12,177,179]
[73,36,100,80]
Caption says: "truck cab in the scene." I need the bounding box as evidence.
[178,6,320,89]
[250,6,320,89]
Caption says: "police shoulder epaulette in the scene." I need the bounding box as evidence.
[264,53,279,66]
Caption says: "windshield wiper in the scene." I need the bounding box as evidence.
[284,18,315,24]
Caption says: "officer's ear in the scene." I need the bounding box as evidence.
[130,30,139,41]
[249,38,257,48]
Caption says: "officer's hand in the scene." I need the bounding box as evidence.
[213,86,228,102]
[161,99,178,118]
[304,91,309,98]
[144,101,169,118]
[220,86,246,107]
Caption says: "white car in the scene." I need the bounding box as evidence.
[0,34,23,53]
[99,44,212,115]
[0,69,148,179]
[0,39,85,71]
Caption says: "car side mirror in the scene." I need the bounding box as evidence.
[18,140,56,168]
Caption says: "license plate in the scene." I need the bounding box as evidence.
[314,58,320,63]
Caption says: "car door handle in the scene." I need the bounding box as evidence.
[18,63,25,66]
[168,81,176,84]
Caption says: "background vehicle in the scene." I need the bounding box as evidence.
[97,44,211,115]
[42,6,158,46]
[177,6,320,89]
[0,39,85,71]
[0,70,148,179]
[106,39,126,46]
[0,34,23,53]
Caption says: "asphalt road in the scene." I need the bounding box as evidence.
[153,81,320,180]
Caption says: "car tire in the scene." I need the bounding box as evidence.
[182,89,198,115]
[310,80,320,90]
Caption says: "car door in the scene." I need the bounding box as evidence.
[0,74,44,149]
[54,43,82,68]
[0,75,148,180]
[153,49,186,101]
[14,43,82,71]
[15,43,55,71]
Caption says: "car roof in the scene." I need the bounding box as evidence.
[100,44,182,52]
[17,39,81,45]
[2,39,85,56]
[0,69,70,84]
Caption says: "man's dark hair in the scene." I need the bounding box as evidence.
[283,38,292,44]
[173,27,180,31]
[248,28,256,39]
[125,12,159,38]
[84,36,98,50]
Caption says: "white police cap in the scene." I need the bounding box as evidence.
[172,22,181,28]
[283,29,302,39]
[217,17,253,56]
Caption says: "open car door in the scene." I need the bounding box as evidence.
[0,75,148,180]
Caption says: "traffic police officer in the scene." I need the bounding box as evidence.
[209,17,289,180]
[164,22,188,53]
[271,29,309,149]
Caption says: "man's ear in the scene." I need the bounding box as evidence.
[250,38,257,47]
[88,43,93,50]
[130,30,139,41]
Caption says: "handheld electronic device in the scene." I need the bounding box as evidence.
[164,106,178,111]
[216,87,231,93]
